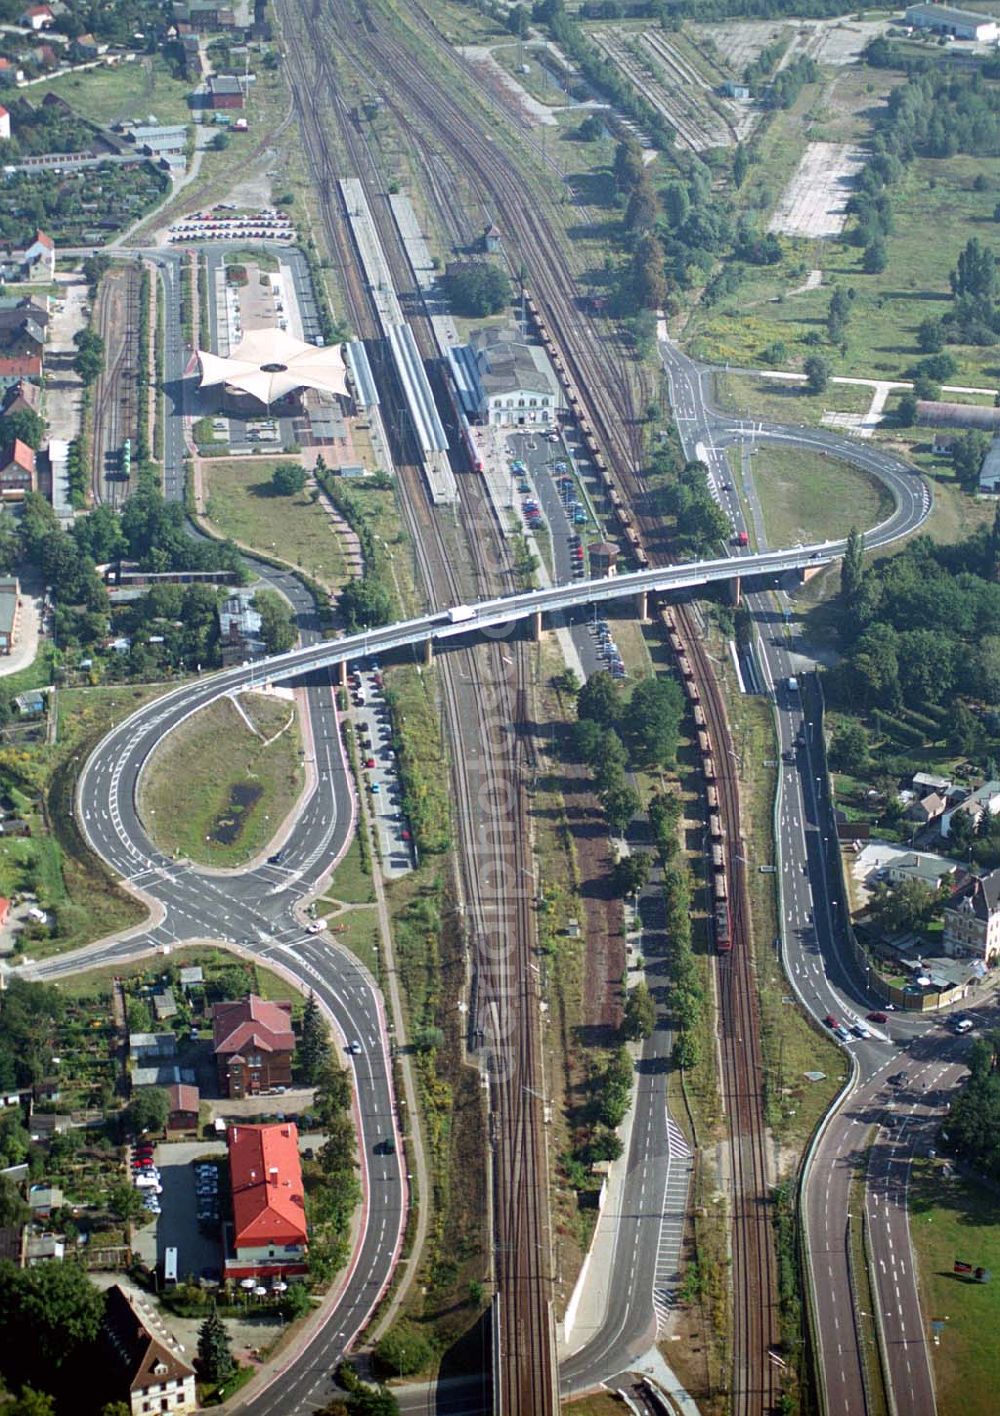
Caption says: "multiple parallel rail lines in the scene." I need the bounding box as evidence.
[279,4,557,1409]
[91,262,142,509]
[282,0,778,1407]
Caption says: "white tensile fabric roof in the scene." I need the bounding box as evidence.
[196,328,348,405]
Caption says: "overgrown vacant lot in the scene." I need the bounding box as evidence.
[139,692,304,867]
[689,153,1000,386]
[205,459,347,589]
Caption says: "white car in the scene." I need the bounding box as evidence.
[307,918,327,934]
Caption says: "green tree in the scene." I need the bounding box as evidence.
[601,782,640,834]
[442,262,509,317]
[339,576,393,631]
[0,407,45,450]
[198,1305,235,1384]
[6,1390,56,1416]
[867,878,938,934]
[661,180,690,227]
[613,140,645,198]
[896,392,918,426]
[917,317,945,354]
[375,1321,435,1377]
[72,327,105,385]
[622,981,656,1041]
[612,851,650,899]
[829,721,870,776]
[125,1086,169,1136]
[951,237,997,302]
[313,1059,353,1128]
[0,1173,28,1228]
[507,4,530,36]
[840,526,865,612]
[108,1181,146,1223]
[576,670,622,728]
[951,699,982,756]
[953,430,990,493]
[0,1259,105,1384]
[253,588,297,654]
[101,1403,133,1416]
[863,237,887,274]
[623,676,683,769]
[298,990,330,1085]
[803,354,830,394]
[271,462,308,496]
[593,728,627,794]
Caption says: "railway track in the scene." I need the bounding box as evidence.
[91,262,142,508]
[286,1,775,1405]
[319,11,781,1401]
[279,6,558,1409]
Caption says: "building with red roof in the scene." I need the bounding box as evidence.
[166,1081,200,1130]
[212,993,294,1097]
[0,439,35,499]
[226,1122,308,1277]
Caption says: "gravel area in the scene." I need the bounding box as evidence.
[768,141,866,239]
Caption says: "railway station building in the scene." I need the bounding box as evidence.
[449,326,559,428]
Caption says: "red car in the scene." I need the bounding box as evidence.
[824,1014,838,1028]
[867,1011,888,1024]
[365,758,376,769]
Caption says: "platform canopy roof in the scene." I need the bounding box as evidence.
[196,328,348,405]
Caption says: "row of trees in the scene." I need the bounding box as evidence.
[663,862,705,1069]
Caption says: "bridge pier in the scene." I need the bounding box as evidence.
[635,589,649,622]
[338,660,349,689]
[531,609,543,642]
[423,637,434,667]
[729,575,741,607]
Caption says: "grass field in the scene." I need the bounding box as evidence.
[35,57,194,127]
[204,459,347,589]
[322,836,375,905]
[909,1157,1000,1416]
[751,444,893,546]
[139,692,304,867]
[713,372,873,426]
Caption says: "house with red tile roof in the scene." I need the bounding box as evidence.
[212,993,294,1097]
[0,439,35,498]
[226,1122,308,1277]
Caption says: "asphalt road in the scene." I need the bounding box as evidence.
[660,335,943,1414]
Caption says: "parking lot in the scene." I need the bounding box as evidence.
[132,1140,226,1282]
[505,431,611,680]
[350,668,414,879]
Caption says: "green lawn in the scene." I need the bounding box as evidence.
[751,443,893,546]
[139,692,304,866]
[35,57,194,128]
[713,372,872,426]
[204,459,347,590]
[322,835,375,905]
[909,1157,1000,1416]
